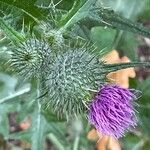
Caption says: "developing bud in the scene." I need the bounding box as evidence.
[11,38,51,79]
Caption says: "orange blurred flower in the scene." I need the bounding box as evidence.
[102,50,136,88]
[19,117,31,130]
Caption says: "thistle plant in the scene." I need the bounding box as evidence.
[0,0,150,149]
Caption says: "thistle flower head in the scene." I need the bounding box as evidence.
[88,84,138,138]
[11,38,51,79]
[45,48,107,117]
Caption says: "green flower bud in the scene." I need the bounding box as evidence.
[45,48,107,117]
[11,39,51,79]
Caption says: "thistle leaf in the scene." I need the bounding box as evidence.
[58,0,97,31]
[0,0,48,22]
[97,8,150,38]
[103,61,150,73]
[0,73,30,138]
[8,99,67,150]
[0,17,25,45]
[81,6,150,38]
[0,1,23,27]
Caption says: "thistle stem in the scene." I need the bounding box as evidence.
[0,85,30,104]
[36,78,42,117]
[73,135,80,150]
[48,133,65,150]
[103,62,150,73]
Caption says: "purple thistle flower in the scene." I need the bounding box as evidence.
[88,84,139,138]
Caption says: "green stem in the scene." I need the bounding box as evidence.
[36,79,65,150]
[73,135,80,150]
[0,85,30,104]
[48,133,65,150]
[37,78,41,114]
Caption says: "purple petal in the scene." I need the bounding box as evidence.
[88,84,138,138]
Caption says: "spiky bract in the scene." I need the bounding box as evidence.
[11,39,51,79]
[39,7,65,48]
[44,28,64,47]
[45,48,107,117]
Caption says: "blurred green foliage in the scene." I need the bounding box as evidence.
[0,0,150,149]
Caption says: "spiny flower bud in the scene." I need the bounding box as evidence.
[88,84,138,138]
[45,48,107,117]
[11,39,51,79]
[45,29,64,47]
[39,21,64,48]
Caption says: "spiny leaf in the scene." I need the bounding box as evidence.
[0,73,30,138]
[81,7,150,39]
[97,8,150,38]
[7,103,48,150]
[58,0,97,31]
[0,1,23,27]
[0,0,48,22]
[103,61,150,73]
[8,99,67,150]
[58,0,150,38]
[0,17,25,45]
[58,0,84,27]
